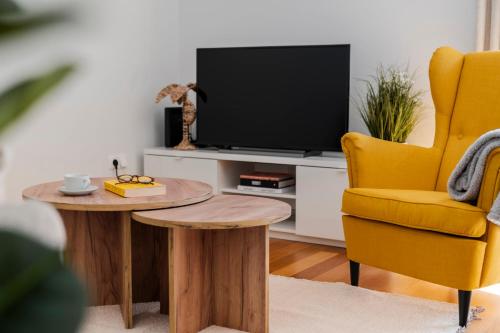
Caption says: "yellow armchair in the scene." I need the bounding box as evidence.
[341,47,500,328]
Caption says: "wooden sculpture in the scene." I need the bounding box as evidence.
[156,83,199,150]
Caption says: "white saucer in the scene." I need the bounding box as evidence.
[59,185,98,196]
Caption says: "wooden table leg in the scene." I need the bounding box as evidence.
[119,212,133,328]
[212,226,269,333]
[61,210,170,329]
[131,221,169,314]
[169,228,213,333]
[60,210,134,328]
[169,225,269,333]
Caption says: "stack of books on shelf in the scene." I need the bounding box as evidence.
[237,172,295,194]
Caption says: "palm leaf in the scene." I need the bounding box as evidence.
[0,64,74,134]
[0,10,70,40]
[0,0,71,41]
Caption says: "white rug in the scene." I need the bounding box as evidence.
[79,275,481,333]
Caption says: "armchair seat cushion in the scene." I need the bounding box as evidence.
[342,188,487,238]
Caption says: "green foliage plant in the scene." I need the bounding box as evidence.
[0,231,86,333]
[0,1,84,332]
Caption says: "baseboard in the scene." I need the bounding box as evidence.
[270,230,346,248]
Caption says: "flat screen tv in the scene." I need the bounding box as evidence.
[196,44,350,152]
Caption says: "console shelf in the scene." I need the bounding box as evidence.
[144,147,348,246]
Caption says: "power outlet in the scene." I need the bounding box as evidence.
[108,153,128,170]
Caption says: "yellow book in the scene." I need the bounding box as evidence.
[104,180,166,198]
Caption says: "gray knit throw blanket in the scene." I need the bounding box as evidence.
[448,129,500,225]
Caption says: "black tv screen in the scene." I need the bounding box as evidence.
[196,44,350,152]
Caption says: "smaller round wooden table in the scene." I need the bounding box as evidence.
[23,177,213,329]
[132,195,291,333]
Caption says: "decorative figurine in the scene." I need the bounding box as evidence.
[156,83,199,150]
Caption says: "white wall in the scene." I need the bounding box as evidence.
[178,0,477,146]
[1,0,179,201]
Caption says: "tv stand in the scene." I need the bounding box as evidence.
[144,147,348,247]
[219,147,321,158]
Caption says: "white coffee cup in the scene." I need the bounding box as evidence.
[64,173,91,191]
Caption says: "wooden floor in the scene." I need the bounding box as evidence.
[269,239,500,333]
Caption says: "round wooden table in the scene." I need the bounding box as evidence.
[133,195,291,333]
[23,177,213,328]
[23,177,212,211]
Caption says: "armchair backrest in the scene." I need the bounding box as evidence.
[430,47,500,191]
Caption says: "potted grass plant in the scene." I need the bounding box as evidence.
[359,66,422,143]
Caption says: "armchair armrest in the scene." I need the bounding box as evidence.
[477,148,500,212]
[478,148,500,287]
[341,132,441,190]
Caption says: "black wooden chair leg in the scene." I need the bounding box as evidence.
[349,260,360,286]
[458,290,472,327]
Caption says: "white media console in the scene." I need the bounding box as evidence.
[144,148,349,247]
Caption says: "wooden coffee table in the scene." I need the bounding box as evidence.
[132,194,291,333]
[22,177,213,328]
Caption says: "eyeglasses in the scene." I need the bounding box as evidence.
[115,169,155,185]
